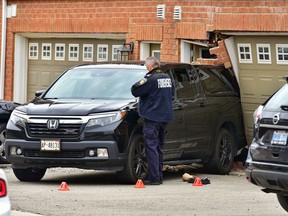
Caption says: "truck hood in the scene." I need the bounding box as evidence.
[16,99,138,116]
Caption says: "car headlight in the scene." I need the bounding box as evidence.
[9,109,27,127]
[86,111,126,127]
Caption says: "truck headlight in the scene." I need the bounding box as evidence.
[86,111,126,127]
[9,110,27,127]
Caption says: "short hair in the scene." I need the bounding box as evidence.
[145,56,160,68]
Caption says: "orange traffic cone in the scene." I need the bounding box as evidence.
[134,179,145,188]
[192,177,203,186]
[58,182,70,191]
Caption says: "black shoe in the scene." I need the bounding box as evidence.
[143,179,161,185]
[201,177,210,185]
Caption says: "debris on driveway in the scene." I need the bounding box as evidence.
[182,172,211,185]
[163,163,203,173]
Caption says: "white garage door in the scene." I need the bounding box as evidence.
[27,38,124,102]
[235,36,288,143]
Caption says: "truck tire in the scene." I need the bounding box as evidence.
[13,168,46,182]
[0,123,9,164]
[207,128,235,174]
[117,133,148,184]
[277,194,288,212]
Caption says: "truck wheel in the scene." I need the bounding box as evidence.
[0,123,9,164]
[277,194,288,212]
[117,134,148,184]
[207,128,235,174]
[13,168,46,182]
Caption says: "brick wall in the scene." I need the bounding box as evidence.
[207,40,230,67]
[1,0,288,99]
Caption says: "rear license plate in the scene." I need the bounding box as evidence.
[271,131,288,145]
[41,140,61,151]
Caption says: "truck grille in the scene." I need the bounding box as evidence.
[27,123,82,138]
[24,150,84,158]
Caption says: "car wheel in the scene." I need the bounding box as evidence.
[0,123,9,164]
[13,168,46,182]
[117,133,148,184]
[207,128,235,174]
[277,194,288,212]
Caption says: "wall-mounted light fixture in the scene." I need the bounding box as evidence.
[117,42,134,61]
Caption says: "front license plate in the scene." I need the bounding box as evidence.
[271,131,288,145]
[41,140,61,151]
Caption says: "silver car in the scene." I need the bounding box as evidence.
[0,169,10,216]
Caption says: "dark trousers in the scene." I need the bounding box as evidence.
[143,119,167,182]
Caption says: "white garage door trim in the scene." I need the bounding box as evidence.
[224,37,240,83]
[140,41,161,61]
[18,33,127,39]
[180,39,209,64]
[14,34,28,104]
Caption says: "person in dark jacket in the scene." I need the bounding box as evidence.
[131,57,173,185]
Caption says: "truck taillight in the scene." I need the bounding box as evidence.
[0,179,7,197]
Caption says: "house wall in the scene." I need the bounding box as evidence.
[1,0,288,100]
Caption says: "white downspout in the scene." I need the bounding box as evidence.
[0,0,7,99]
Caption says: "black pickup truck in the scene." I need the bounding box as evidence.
[5,62,246,183]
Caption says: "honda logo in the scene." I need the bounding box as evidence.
[47,119,59,130]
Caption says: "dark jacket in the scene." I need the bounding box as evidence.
[131,67,173,123]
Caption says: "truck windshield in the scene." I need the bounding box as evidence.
[44,67,147,100]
